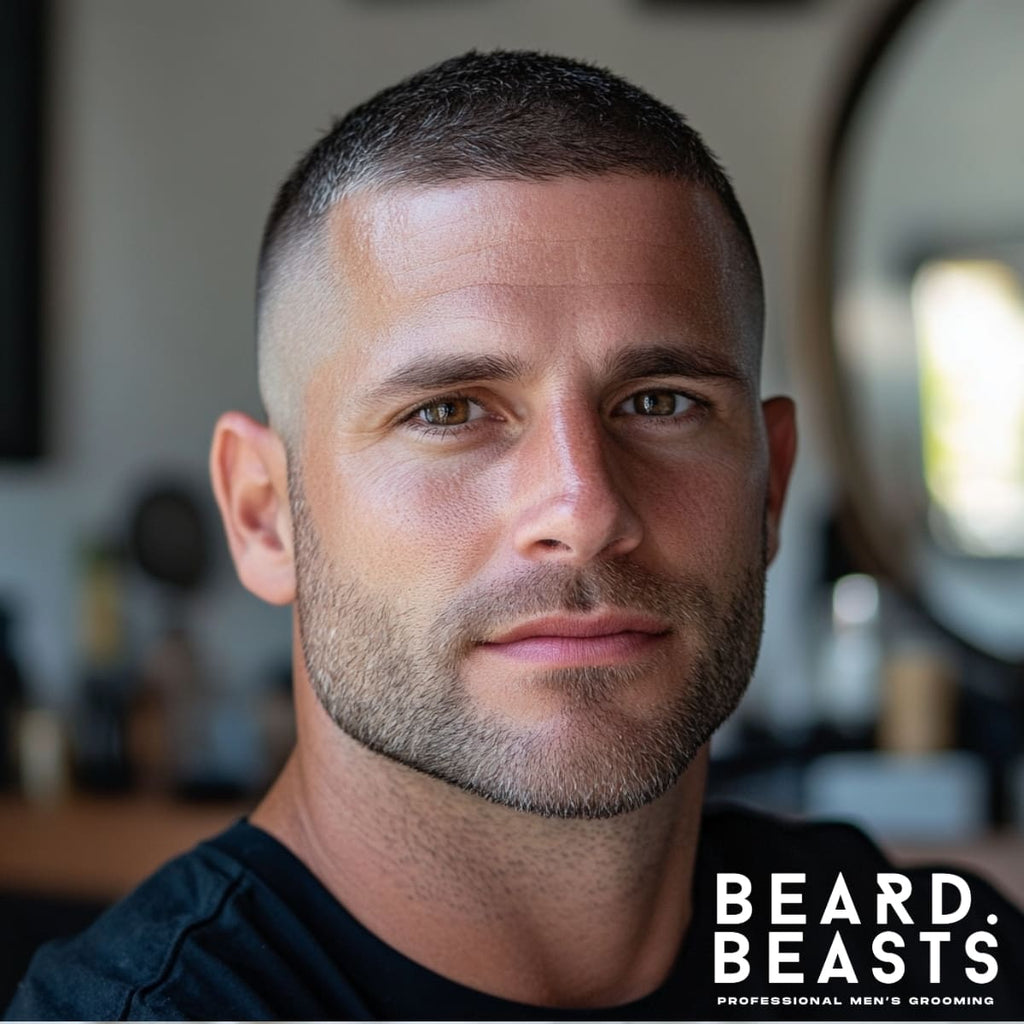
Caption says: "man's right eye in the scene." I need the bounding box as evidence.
[411,396,485,428]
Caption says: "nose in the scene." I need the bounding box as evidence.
[510,401,644,565]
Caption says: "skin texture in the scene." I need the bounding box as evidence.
[290,475,765,819]
[210,174,797,1008]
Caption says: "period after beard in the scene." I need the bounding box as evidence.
[290,470,767,819]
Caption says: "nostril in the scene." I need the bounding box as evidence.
[538,538,564,549]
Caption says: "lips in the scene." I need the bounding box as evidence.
[479,612,671,666]
[485,612,671,646]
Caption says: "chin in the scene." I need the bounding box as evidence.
[408,696,715,820]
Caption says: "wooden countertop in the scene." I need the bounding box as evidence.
[2,793,1022,909]
[0,794,252,901]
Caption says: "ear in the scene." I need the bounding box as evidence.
[210,411,295,605]
[761,396,797,565]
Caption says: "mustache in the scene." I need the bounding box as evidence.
[427,560,717,653]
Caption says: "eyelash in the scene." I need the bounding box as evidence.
[403,392,489,438]
[612,390,703,420]
[402,387,708,439]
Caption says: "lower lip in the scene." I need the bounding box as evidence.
[479,631,667,666]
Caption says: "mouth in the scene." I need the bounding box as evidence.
[479,612,671,667]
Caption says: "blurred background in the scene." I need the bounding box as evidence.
[2,0,1022,1001]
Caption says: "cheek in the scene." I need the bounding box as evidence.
[628,452,766,566]
[308,451,511,593]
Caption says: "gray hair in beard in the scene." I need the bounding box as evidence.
[290,470,766,818]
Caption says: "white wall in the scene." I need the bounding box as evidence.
[0,0,884,723]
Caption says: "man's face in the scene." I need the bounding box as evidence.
[290,175,787,818]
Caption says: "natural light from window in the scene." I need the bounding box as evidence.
[911,258,1024,557]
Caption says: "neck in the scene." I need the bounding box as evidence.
[253,677,708,1010]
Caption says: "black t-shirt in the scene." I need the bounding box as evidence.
[6,804,1024,1020]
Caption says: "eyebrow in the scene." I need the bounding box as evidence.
[359,353,529,408]
[602,345,748,386]
[359,343,749,410]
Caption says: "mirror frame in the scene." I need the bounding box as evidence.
[807,0,1023,671]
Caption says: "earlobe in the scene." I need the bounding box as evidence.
[761,396,797,564]
[210,412,296,605]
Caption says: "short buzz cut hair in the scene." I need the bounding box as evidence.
[256,49,763,441]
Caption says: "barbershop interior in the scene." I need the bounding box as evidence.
[1,0,1022,1001]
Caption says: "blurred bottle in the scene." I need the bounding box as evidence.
[878,636,956,753]
[817,574,883,737]
[17,706,70,806]
[0,600,26,788]
[131,626,198,793]
[72,539,134,791]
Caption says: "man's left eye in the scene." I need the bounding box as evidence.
[615,390,694,416]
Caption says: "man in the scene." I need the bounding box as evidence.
[8,50,1024,1021]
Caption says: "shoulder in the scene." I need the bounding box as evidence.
[699,800,1024,919]
[701,801,1023,900]
[700,800,889,873]
[5,825,256,1021]
[700,798,884,856]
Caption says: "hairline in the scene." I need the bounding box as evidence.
[257,169,765,447]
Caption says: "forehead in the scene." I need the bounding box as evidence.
[319,175,760,384]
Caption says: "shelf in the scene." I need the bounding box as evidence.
[0,794,251,901]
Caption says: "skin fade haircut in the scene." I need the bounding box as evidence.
[255,49,764,442]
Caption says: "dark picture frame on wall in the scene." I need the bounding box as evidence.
[0,0,46,461]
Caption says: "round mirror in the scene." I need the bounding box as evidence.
[816,0,1024,664]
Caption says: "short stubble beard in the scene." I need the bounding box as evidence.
[290,470,767,819]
